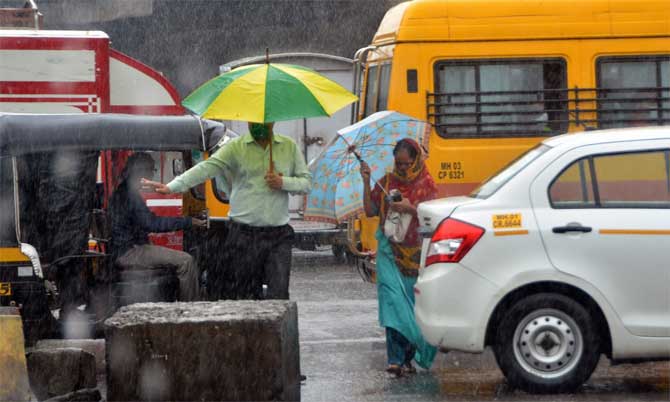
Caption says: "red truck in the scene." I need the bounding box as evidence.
[0,18,188,250]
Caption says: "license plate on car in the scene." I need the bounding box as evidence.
[0,282,11,296]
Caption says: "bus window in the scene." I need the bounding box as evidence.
[663,61,669,113]
[200,144,230,204]
[364,65,378,117]
[181,150,206,201]
[159,151,186,184]
[377,63,391,111]
[439,65,476,135]
[212,177,230,203]
[597,56,670,128]
[432,59,567,138]
[363,63,392,117]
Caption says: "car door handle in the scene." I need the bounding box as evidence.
[552,225,592,234]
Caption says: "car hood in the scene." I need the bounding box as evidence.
[417,196,480,233]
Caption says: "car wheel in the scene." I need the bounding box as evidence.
[494,293,601,393]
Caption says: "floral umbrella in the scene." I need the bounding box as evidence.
[304,111,431,224]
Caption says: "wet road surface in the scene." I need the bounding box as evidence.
[291,248,670,402]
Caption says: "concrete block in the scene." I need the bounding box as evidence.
[0,307,32,402]
[43,388,101,402]
[33,339,106,375]
[26,348,96,401]
[105,301,300,401]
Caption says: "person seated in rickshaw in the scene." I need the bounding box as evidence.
[108,152,205,301]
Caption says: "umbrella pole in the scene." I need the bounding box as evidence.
[265,46,271,173]
[269,131,274,173]
[354,152,391,198]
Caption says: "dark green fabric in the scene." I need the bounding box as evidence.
[264,65,327,122]
[375,229,437,369]
[249,123,270,140]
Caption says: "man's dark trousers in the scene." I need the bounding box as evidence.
[208,220,294,300]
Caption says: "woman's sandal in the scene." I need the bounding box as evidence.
[402,362,417,375]
[386,364,403,377]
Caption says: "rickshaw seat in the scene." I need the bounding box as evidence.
[112,266,179,307]
[94,208,179,305]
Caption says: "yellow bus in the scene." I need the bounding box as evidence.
[352,0,669,252]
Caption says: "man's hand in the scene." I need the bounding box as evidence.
[141,178,172,194]
[265,171,283,190]
[359,161,371,182]
[191,218,207,228]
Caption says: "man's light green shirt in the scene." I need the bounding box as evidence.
[167,133,311,227]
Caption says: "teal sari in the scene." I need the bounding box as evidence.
[375,228,437,369]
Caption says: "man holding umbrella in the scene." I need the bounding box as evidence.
[144,121,310,300]
[144,58,356,300]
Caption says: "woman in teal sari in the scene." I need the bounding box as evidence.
[360,138,438,377]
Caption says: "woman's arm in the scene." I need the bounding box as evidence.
[360,161,377,217]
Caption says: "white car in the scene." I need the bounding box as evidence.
[415,127,670,393]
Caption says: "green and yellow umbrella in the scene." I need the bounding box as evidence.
[182,63,358,123]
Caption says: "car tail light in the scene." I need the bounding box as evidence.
[425,218,485,267]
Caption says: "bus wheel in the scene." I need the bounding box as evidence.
[332,244,346,264]
[493,293,600,393]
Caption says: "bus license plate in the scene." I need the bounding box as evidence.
[0,282,11,296]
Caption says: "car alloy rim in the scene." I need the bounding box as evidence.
[512,308,584,379]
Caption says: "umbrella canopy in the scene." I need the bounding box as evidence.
[304,111,431,224]
[182,63,358,123]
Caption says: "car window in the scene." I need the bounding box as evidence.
[593,151,670,208]
[550,159,596,208]
[470,144,550,198]
[550,149,670,209]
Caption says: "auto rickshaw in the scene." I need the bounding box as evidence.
[0,113,233,343]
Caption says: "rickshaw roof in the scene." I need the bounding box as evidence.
[0,113,225,156]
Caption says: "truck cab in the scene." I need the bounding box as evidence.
[0,24,188,251]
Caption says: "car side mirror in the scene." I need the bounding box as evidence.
[172,158,185,176]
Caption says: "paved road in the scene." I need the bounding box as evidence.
[291,249,670,402]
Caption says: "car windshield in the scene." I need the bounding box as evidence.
[470,144,551,199]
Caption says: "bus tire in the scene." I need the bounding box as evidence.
[332,244,346,263]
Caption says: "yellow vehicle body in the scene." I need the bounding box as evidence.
[0,307,31,401]
[354,0,670,252]
[0,248,31,299]
[0,156,38,401]
[203,177,231,219]
[0,248,30,264]
[0,309,31,402]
